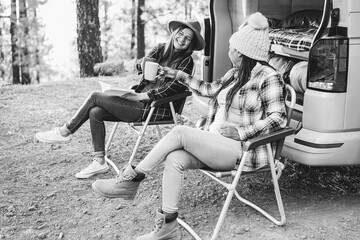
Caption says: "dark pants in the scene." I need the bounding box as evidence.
[66,91,144,156]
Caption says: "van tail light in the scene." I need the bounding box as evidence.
[307,36,348,92]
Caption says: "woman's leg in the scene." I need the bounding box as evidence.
[92,125,241,198]
[88,106,122,157]
[36,91,144,144]
[136,125,241,174]
[134,127,242,240]
[162,149,205,213]
[66,91,144,134]
[74,94,144,179]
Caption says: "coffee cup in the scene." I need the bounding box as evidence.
[144,62,159,81]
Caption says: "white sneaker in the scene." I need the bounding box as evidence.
[75,160,110,179]
[35,128,71,144]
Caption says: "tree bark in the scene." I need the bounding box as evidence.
[136,0,145,59]
[0,19,4,81]
[130,0,136,59]
[10,0,20,84]
[19,0,31,84]
[76,0,103,77]
[102,1,109,61]
[33,8,40,83]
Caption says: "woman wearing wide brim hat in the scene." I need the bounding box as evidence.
[35,18,204,182]
[168,19,205,51]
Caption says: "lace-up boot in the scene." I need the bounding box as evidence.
[136,209,180,240]
[92,164,145,199]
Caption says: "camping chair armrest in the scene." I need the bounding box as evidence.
[151,91,192,107]
[243,127,294,151]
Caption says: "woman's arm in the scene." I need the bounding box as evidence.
[164,67,237,97]
[146,56,193,100]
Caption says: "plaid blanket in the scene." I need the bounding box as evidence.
[269,28,317,52]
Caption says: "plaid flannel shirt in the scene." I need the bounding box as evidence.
[175,64,287,171]
[134,43,193,121]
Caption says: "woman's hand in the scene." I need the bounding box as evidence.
[122,92,150,102]
[219,123,240,141]
[161,67,178,79]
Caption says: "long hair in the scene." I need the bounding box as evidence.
[213,55,257,119]
[160,26,196,68]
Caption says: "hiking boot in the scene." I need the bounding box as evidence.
[92,164,145,199]
[136,209,180,240]
[35,128,71,144]
[75,159,110,179]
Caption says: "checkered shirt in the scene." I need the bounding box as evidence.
[176,63,287,171]
[134,43,193,121]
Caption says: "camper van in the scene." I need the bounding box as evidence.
[198,0,360,166]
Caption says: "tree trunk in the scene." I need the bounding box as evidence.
[19,0,31,84]
[102,1,109,61]
[130,0,136,59]
[184,0,192,19]
[0,21,5,81]
[10,0,20,84]
[76,0,103,77]
[33,8,40,83]
[136,0,145,59]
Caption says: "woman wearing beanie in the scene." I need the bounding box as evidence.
[92,12,286,240]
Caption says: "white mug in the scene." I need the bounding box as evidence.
[144,62,159,81]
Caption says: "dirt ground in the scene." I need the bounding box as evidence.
[1,74,360,240]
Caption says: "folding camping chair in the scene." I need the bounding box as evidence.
[177,84,296,240]
[104,90,192,174]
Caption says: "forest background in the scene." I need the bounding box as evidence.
[0,0,209,85]
[1,0,360,239]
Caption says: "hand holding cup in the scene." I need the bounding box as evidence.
[144,62,160,81]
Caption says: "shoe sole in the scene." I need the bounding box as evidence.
[34,133,71,144]
[75,167,110,179]
[91,182,136,200]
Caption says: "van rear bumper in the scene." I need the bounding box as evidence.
[282,128,360,166]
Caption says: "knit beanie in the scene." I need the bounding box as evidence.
[229,12,269,61]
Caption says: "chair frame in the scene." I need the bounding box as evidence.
[104,91,192,174]
[177,84,296,240]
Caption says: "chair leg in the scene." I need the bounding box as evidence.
[176,218,202,240]
[105,122,121,174]
[105,122,120,153]
[210,188,235,240]
[233,144,286,225]
[169,102,178,125]
[266,143,286,225]
[155,125,162,139]
[127,126,147,165]
[127,108,155,165]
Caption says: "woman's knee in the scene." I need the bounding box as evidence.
[89,91,102,99]
[89,106,106,121]
[164,150,189,173]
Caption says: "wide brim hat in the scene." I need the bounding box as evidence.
[168,19,205,51]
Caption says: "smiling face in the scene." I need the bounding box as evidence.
[173,28,194,52]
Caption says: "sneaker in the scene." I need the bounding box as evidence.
[35,128,71,144]
[92,164,145,199]
[75,160,110,179]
